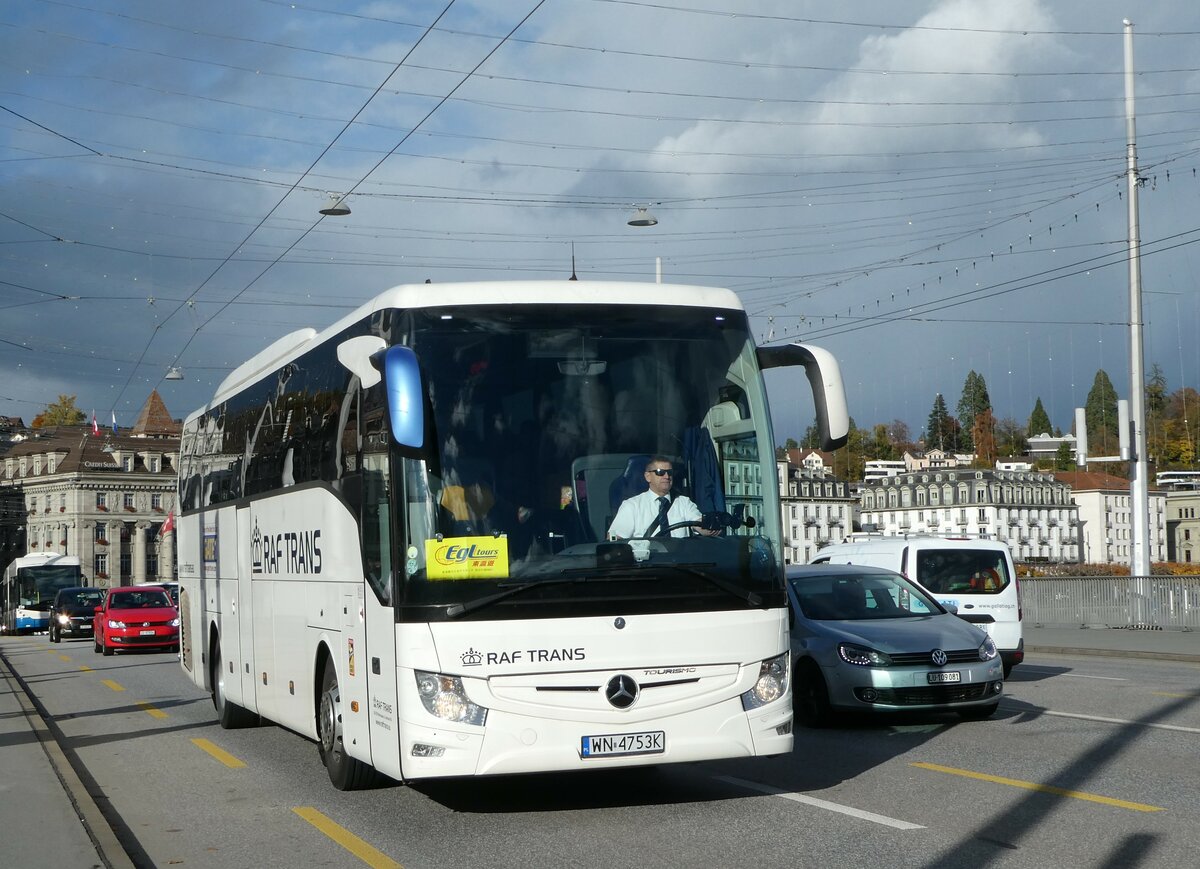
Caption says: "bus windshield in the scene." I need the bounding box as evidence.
[391,303,783,620]
[16,565,83,608]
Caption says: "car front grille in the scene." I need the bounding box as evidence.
[857,682,999,705]
[889,649,980,666]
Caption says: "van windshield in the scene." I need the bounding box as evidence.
[915,549,1010,595]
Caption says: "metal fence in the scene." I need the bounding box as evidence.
[1021,576,1200,630]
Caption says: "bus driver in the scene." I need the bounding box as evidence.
[607,456,718,539]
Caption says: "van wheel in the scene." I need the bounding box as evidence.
[211,640,256,728]
[793,661,833,728]
[317,662,378,790]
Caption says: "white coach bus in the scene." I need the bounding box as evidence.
[176,280,848,789]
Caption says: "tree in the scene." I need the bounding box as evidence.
[869,424,896,461]
[1084,369,1120,458]
[1054,441,1074,470]
[956,371,991,453]
[925,393,959,451]
[1146,364,1168,464]
[971,409,997,468]
[1028,397,1052,438]
[994,417,1028,458]
[31,394,86,428]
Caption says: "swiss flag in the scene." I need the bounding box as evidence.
[160,510,175,536]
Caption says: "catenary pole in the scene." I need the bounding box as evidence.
[1124,20,1152,580]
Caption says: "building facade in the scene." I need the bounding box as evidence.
[0,393,180,586]
[777,460,855,564]
[1055,471,1167,566]
[1164,489,1200,564]
[858,468,1082,563]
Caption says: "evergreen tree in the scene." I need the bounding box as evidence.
[972,409,997,468]
[956,371,991,452]
[31,394,86,428]
[1084,369,1120,458]
[1028,397,1052,437]
[1054,441,1075,470]
[925,393,958,450]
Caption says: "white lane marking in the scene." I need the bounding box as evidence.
[1018,666,1126,681]
[714,775,925,830]
[1004,704,1200,734]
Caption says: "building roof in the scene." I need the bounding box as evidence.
[1054,470,1160,493]
[131,390,180,437]
[0,425,177,482]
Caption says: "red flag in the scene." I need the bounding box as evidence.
[91,410,99,436]
[160,510,175,536]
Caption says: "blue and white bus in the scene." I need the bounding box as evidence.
[176,280,848,789]
[1,553,84,635]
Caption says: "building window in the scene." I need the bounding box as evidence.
[96,492,108,511]
[120,550,132,577]
[33,457,42,474]
[124,493,135,511]
[152,493,163,511]
[48,455,56,473]
[149,456,160,472]
[29,495,38,513]
[95,524,108,543]
[123,456,134,472]
[94,553,108,578]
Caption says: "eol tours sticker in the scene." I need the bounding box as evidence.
[425,536,509,580]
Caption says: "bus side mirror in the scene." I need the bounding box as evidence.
[379,345,425,449]
[756,342,849,451]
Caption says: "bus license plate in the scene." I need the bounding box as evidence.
[580,730,665,758]
[928,671,961,683]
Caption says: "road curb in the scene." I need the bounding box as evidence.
[0,651,135,869]
[1026,644,1200,664]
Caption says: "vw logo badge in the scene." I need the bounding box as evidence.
[605,674,639,709]
[931,648,948,667]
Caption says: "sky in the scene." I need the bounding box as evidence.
[3,0,1200,445]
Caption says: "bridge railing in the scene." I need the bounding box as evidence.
[1021,576,1200,630]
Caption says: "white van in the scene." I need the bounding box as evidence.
[811,536,1023,677]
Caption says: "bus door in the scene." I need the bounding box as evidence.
[236,505,258,713]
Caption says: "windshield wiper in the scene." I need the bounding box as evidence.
[655,563,764,607]
[445,574,654,619]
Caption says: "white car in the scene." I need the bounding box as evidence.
[787,564,1003,726]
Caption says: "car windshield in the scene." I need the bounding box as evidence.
[791,572,943,620]
[61,590,101,606]
[914,549,1011,595]
[109,591,172,609]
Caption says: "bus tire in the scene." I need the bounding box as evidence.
[317,661,377,790]
[211,639,256,729]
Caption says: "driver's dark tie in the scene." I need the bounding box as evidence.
[656,496,671,537]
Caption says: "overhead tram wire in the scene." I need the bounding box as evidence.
[115,0,549,414]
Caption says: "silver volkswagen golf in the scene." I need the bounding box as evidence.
[786,564,1003,726]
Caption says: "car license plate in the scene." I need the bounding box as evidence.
[928,671,961,683]
[139,629,155,636]
[580,730,665,758]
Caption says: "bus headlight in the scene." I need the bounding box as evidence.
[414,671,488,726]
[741,652,789,710]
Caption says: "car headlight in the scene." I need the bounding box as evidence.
[57,614,71,625]
[170,617,180,627]
[978,636,998,661]
[414,671,488,725]
[838,643,892,667]
[107,619,126,629]
[741,652,789,710]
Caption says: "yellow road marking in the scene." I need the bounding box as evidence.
[58,654,71,662]
[79,665,93,672]
[191,738,246,769]
[912,762,1164,813]
[293,807,403,869]
[136,701,167,720]
[101,679,124,692]
[1151,692,1192,698]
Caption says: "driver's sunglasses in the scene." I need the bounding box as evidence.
[648,468,674,476]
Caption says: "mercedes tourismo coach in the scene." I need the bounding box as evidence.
[176,280,848,789]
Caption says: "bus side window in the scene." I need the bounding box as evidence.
[358,385,393,605]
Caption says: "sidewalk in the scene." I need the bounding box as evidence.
[0,650,130,869]
[1025,623,1200,663]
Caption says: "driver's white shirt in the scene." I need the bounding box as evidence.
[608,489,702,539]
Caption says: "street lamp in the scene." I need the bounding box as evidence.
[319,193,351,216]
[628,205,658,227]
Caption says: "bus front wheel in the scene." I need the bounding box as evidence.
[317,662,377,790]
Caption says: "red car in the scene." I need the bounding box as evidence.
[93,585,180,656]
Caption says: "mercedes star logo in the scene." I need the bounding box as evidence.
[931,648,948,667]
[605,674,639,709]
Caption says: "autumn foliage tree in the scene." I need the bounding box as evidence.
[31,394,86,428]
